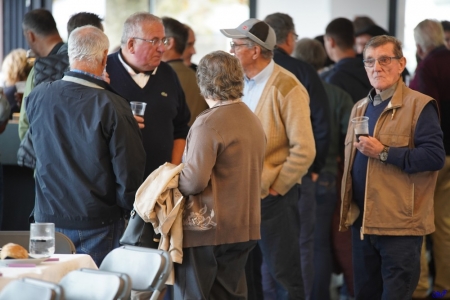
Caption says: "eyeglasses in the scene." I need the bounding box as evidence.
[133,37,168,46]
[363,56,401,67]
[293,32,299,41]
[230,41,250,49]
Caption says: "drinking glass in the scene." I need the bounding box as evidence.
[352,116,369,142]
[130,101,147,117]
[29,223,55,258]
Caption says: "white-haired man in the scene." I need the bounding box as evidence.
[26,25,146,266]
[106,13,191,179]
[410,19,450,300]
[221,19,316,299]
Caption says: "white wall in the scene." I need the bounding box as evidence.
[257,0,390,40]
[256,0,332,39]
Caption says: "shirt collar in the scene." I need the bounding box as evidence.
[118,51,158,76]
[71,69,104,81]
[368,82,398,106]
[245,59,275,84]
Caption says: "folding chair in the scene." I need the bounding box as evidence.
[99,245,172,300]
[0,277,64,300]
[59,268,131,300]
[0,231,76,254]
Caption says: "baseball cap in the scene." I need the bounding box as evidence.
[220,18,276,51]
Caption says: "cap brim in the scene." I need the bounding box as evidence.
[220,28,247,39]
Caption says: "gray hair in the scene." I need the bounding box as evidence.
[68,25,109,65]
[246,39,273,60]
[264,13,295,45]
[294,38,327,71]
[363,35,403,59]
[197,50,244,101]
[414,19,444,51]
[121,12,162,45]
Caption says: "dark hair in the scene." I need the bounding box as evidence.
[162,17,188,55]
[67,12,103,36]
[325,18,355,50]
[442,20,450,31]
[22,9,58,36]
[263,13,294,44]
[353,16,375,33]
[314,35,334,68]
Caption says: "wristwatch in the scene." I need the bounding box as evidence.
[379,146,389,163]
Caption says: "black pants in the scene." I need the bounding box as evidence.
[174,240,257,300]
[247,185,305,300]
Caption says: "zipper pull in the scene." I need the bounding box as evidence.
[360,227,364,240]
[391,108,396,120]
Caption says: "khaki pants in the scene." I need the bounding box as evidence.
[414,156,450,298]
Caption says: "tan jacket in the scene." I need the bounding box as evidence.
[256,64,316,198]
[340,79,439,237]
[134,162,184,264]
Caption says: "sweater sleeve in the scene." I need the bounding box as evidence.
[304,66,331,174]
[386,102,445,173]
[178,123,220,196]
[271,84,316,195]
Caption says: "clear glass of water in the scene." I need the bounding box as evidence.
[130,101,147,117]
[29,223,55,258]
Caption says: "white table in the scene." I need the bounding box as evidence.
[0,254,97,290]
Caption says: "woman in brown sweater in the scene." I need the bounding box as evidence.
[174,51,266,299]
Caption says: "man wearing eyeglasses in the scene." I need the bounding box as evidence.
[340,35,445,300]
[161,17,208,126]
[106,12,191,179]
[221,19,316,300]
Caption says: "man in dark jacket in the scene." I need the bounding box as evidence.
[264,12,330,300]
[26,26,146,267]
[321,18,372,103]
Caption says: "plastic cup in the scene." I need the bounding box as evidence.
[130,102,147,117]
[29,223,55,258]
[352,116,369,142]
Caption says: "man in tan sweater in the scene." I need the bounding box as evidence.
[161,17,208,126]
[222,19,315,300]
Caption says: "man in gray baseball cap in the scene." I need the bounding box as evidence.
[220,18,276,51]
[221,19,316,300]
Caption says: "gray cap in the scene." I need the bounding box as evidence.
[220,18,276,51]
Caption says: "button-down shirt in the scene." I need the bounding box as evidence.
[369,82,398,106]
[118,52,157,88]
[242,60,275,112]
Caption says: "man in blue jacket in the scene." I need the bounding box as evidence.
[26,26,146,266]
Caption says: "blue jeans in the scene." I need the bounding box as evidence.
[351,227,422,300]
[298,175,316,300]
[259,185,304,300]
[311,172,337,300]
[56,219,125,267]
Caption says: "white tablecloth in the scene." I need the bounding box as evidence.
[0,254,97,290]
